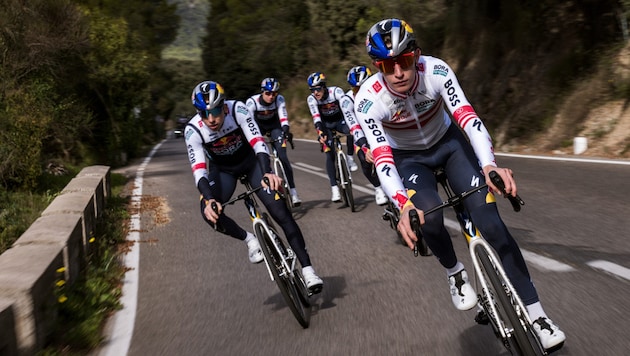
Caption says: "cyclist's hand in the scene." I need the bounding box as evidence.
[365,150,374,164]
[397,204,425,249]
[262,172,282,191]
[318,134,327,145]
[203,199,221,223]
[483,165,517,197]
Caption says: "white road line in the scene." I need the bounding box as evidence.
[587,260,630,281]
[292,163,373,194]
[520,250,577,272]
[496,152,630,165]
[293,162,323,171]
[97,140,164,356]
[444,219,576,272]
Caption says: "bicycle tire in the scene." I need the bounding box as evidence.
[337,153,355,212]
[474,244,540,356]
[255,223,311,328]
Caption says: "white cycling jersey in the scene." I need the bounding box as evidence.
[184,100,269,187]
[342,89,367,145]
[307,85,354,129]
[245,93,289,129]
[354,55,496,207]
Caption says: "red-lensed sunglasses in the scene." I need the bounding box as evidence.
[374,52,416,74]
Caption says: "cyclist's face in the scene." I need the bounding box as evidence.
[261,90,278,104]
[201,104,226,131]
[376,49,419,94]
[310,86,326,100]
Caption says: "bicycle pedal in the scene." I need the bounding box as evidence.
[475,310,490,325]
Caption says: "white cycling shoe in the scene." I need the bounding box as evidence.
[302,266,323,294]
[448,269,477,310]
[331,186,342,202]
[245,235,264,264]
[347,155,358,172]
[374,187,388,205]
[290,188,302,207]
[533,317,566,351]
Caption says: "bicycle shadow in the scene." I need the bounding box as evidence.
[261,275,347,316]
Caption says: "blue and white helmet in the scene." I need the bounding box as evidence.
[307,72,326,88]
[261,77,280,92]
[347,66,373,87]
[191,81,225,111]
[366,18,417,60]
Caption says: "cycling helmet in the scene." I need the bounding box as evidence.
[261,77,280,92]
[366,18,417,60]
[307,72,326,88]
[347,66,373,87]
[191,81,225,111]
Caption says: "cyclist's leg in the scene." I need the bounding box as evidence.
[444,126,539,304]
[270,127,297,188]
[246,166,313,267]
[321,124,337,186]
[356,146,381,187]
[199,170,249,241]
[394,150,458,269]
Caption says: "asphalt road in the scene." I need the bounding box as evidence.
[112,137,630,356]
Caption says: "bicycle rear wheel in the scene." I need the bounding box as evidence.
[337,154,355,212]
[255,223,311,328]
[474,244,540,356]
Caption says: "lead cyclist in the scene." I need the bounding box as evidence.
[354,18,565,352]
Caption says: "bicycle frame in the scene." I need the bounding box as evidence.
[230,180,298,282]
[332,134,351,188]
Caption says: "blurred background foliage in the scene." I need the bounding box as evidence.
[1,0,629,194]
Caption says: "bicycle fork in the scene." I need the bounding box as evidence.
[457,210,533,344]
[251,218,296,282]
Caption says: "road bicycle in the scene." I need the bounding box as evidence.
[382,199,431,255]
[410,168,548,355]
[330,132,355,212]
[212,176,312,328]
[266,134,296,211]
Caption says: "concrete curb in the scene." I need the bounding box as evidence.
[0,165,110,356]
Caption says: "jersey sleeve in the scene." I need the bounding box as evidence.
[435,59,496,168]
[340,93,367,146]
[354,93,411,211]
[277,95,289,128]
[307,94,322,131]
[184,118,213,199]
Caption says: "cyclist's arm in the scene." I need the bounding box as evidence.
[277,94,290,129]
[184,117,215,203]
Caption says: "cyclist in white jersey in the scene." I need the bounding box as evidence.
[343,65,387,205]
[185,81,323,293]
[306,72,359,202]
[246,77,302,206]
[354,19,565,351]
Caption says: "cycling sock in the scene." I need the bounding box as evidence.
[526,301,547,320]
[244,232,257,243]
[446,261,465,276]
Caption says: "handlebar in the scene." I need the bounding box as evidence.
[211,176,271,212]
[488,171,524,212]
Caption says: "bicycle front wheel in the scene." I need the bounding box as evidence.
[474,244,540,356]
[337,153,355,212]
[255,223,311,328]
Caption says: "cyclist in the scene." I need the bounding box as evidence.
[184,80,323,294]
[344,65,387,205]
[306,72,359,202]
[354,19,565,351]
[246,77,302,207]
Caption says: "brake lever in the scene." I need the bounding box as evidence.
[409,209,421,257]
[488,171,524,212]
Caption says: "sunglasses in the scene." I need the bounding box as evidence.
[310,86,324,93]
[200,105,223,118]
[263,91,278,96]
[374,52,416,74]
